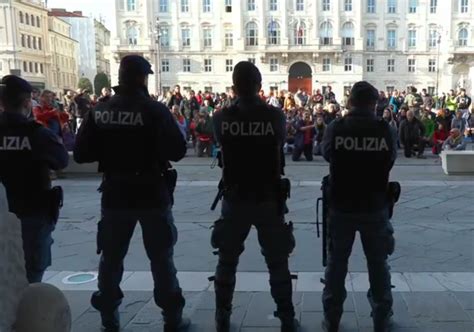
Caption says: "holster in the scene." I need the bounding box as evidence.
[48,186,63,225]
[387,182,401,219]
[96,219,104,255]
[278,178,291,215]
[163,169,178,206]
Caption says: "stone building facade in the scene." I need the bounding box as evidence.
[48,16,80,93]
[0,0,51,89]
[110,0,474,98]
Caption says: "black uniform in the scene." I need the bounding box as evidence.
[74,57,187,331]
[0,75,68,283]
[211,94,297,330]
[321,83,398,331]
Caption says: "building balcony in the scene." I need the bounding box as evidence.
[450,44,474,55]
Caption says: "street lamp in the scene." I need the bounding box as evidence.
[435,29,442,97]
[152,17,162,95]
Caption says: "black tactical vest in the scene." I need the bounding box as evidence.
[329,114,393,212]
[219,101,283,196]
[0,117,51,216]
[93,94,160,174]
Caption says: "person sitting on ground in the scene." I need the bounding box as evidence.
[435,108,450,131]
[420,107,436,144]
[451,110,466,134]
[171,105,187,141]
[396,106,408,125]
[442,128,467,151]
[283,92,296,111]
[313,116,326,156]
[195,110,214,157]
[382,108,398,131]
[432,123,449,155]
[399,110,427,158]
[33,90,69,138]
[292,111,315,162]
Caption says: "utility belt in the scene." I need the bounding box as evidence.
[211,178,291,215]
[101,168,177,205]
[12,186,63,225]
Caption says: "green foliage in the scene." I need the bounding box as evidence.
[94,72,111,95]
[78,77,93,93]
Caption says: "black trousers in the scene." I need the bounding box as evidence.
[211,199,296,319]
[292,143,313,161]
[403,138,425,157]
[92,206,184,321]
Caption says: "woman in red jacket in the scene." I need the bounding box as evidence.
[33,90,69,137]
[432,122,449,155]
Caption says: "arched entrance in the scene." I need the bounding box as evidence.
[288,62,312,93]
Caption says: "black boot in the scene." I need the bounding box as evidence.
[160,293,191,332]
[163,316,191,332]
[91,291,121,332]
[321,317,339,332]
[373,311,393,332]
[280,316,299,332]
[215,307,231,332]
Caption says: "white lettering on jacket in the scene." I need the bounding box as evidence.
[335,136,389,151]
[221,122,275,136]
[95,110,144,126]
[0,137,32,150]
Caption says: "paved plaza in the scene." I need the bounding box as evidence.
[46,152,473,332]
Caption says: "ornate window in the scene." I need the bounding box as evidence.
[203,27,212,48]
[342,22,355,46]
[268,20,280,45]
[126,26,138,45]
[408,27,417,48]
[160,0,169,12]
[388,0,397,13]
[320,21,333,45]
[246,22,258,46]
[181,27,190,47]
[127,0,136,11]
[387,28,397,49]
[367,0,376,13]
[293,21,306,45]
[458,28,468,46]
[366,28,375,48]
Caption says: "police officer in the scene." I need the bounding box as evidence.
[0,75,69,283]
[320,81,398,332]
[211,62,298,332]
[74,55,190,332]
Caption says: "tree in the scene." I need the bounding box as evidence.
[94,72,111,96]
[78,77,93,93]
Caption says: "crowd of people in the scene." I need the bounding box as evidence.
[2,82,472,161]
[154,84,473,161]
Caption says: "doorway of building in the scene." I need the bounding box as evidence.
[288,62,312,93]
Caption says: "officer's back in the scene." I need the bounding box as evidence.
[74,59,186,209]
[320,81,398,332]
[0,75,68,283]
[210,62,298,332]
[73,55,189,332]
[214,96,285,194]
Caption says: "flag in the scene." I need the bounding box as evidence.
[269,18,276,34]
[297,19,303,38]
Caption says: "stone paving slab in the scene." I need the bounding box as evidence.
[64,291,474,332]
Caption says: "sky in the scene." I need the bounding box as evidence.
[46,0,114,30]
